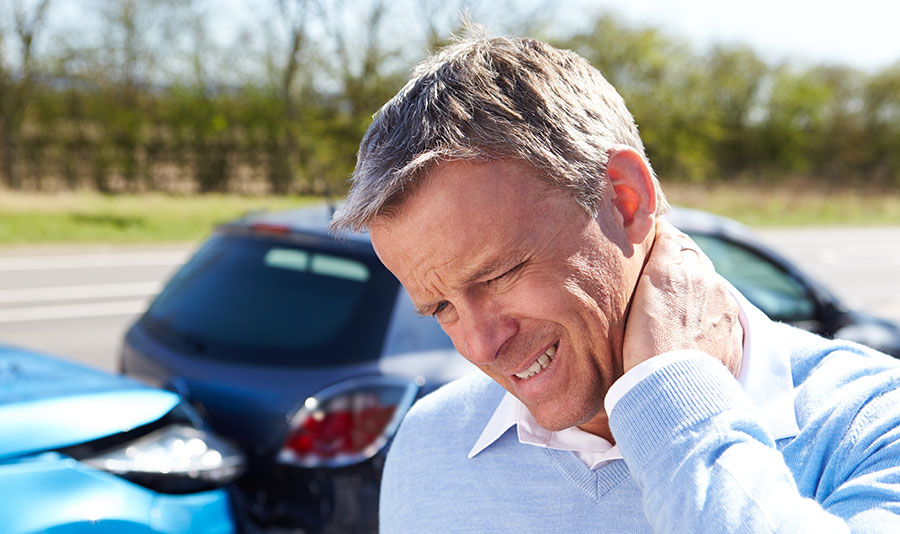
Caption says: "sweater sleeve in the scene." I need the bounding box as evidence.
[608,350,900,534]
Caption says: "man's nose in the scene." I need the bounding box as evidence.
[457,301,517,365]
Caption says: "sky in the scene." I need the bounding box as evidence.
[576,0,900,71]
[7,0,900,76]
[203,0,900,73]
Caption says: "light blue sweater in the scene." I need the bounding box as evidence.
[380,321,900,533]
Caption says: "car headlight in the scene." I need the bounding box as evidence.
[81,423,244,494]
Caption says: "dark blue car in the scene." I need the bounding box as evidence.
[120,205,900,533]
[120,205,474,532]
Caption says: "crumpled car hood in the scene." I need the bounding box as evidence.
[0,346,179,459]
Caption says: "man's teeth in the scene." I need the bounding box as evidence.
[515,344,557,379]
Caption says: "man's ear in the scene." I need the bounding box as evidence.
[606,147,657,243]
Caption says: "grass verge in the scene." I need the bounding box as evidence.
[0,192,323,245]
[1,185,898,246]
[665,183,900,227]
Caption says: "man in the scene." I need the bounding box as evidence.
[330,35,900,533]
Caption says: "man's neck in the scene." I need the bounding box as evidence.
[577,412,614,443]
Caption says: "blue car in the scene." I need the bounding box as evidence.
[0,344,245,533]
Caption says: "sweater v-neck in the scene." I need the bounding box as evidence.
[545,447,632,502]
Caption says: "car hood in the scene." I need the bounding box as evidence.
[0,346,179,459]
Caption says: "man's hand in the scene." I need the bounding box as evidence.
[622,219,743,375]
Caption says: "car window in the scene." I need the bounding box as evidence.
[143,234,399,366]
[687,233,817,323]
[381,288,455,356]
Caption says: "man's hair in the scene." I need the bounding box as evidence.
[330,34,668,233]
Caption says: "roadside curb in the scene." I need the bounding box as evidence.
[0,242,197,257]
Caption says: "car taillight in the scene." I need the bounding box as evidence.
[277,376,419,468]
[251,222,291,235]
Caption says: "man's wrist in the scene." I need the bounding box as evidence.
[605,350,708,416]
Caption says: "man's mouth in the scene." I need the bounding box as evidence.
[514,342,558,380]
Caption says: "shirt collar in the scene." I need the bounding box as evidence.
[468,288,800,461]
[731,287,801,441]
[467,388,622,469]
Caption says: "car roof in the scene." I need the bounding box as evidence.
[225,203,371,244]
[665,206,758,240]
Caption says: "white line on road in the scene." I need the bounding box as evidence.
[0,300,149,323]
[0,251,189,272]
[816,248,900,266]
[0,281,162,304]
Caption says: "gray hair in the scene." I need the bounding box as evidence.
[330,34,668,233]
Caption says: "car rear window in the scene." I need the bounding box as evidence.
[142,233,399,366]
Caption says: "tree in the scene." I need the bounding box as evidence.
[561,14,722,182]
[263,0,315,193]
[704,46,769,176]
[863,63,900,186]
[0,0,52,188]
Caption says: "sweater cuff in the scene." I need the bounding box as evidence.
[605,350,700,415]
[608,351,746,462]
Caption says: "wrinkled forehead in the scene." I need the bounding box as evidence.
[368,159,578,282]
[374,158,568,225]
[370,159,557,234]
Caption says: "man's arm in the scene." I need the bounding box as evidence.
[610,351,840,533]
[609,347,900,533]
[614,220,900,533]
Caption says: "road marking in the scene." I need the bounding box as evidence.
[0,251,189,272]
[0,300,149,323]
[0,282,162,304]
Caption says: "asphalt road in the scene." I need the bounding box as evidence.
[1,226,898,372]
[756,226,900,323]
[0,244,193,371]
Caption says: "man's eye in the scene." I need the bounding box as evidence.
[489,262,524,284]
[433,301,450,315]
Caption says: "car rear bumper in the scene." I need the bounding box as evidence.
[235,455,384,534]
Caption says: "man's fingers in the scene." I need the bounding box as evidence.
[678,235,715,270]
[651,219,713,269]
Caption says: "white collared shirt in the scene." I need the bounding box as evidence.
[468,287,802,470]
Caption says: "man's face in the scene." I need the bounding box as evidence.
[370,160,638,437]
